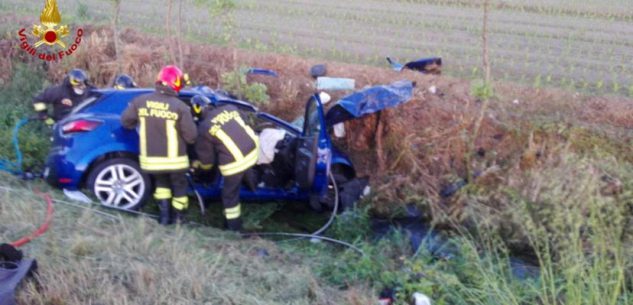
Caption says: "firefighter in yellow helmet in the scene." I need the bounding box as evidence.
[120,65,197,225]
[32,68,95,125]
[192,94,259,232]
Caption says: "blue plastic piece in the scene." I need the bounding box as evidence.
[386,57,404,71]
[0,257,35,305]
[0,244,36,305]
[325,80,414,126]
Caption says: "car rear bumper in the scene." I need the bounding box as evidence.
[44,146,83,190]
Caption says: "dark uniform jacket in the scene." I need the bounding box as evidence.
[32,77,95,121]
[120,86,197,173]
[195,105,259,176]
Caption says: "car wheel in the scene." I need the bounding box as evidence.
[87,158,150,210]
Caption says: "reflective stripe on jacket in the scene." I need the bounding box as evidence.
[195,105,259,176]
[120,88,197,173]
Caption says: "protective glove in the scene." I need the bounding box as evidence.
[36,112,55,126]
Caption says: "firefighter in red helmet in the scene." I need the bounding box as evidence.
[120,65,197,225]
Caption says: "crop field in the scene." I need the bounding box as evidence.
[2,0,633,97]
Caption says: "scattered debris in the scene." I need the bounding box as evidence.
[310,64,327,79]
[63,189,93,204]
[386,56,442,74]
[378,288,395,305]
[338,177,370,210]
[316,77,355,91]
[0,244,37,305]
[428,85,437,94]
[246,68,278,77]
[333,122,345,138]
[411,292,432,305]
[318,91,332,104]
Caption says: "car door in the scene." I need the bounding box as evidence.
[295,94,331,196]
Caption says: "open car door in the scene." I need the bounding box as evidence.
[295,94,332,201]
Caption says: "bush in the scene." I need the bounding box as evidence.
[220,66,270,106]
[330,207,372,242]
[471,80,494,100]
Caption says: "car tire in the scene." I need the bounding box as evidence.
[87,158,151,210]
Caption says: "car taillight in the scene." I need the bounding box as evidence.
[62,119,102,134]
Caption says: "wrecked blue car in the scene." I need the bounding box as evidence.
[43,81,414,211]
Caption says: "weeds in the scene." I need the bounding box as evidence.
[220,66,270,106]
[471,80,495,101]
[329,207,372,242]
[0,62,49,170]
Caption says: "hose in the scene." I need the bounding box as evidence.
[9,190,54,248]
[241,172,366,256]
[0,118,31,175]
[310,172,338,236]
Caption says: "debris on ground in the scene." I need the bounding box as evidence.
[0,244,37,305]
[387,56,442,75]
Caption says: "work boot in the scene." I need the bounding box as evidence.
[157,200,171,225]
[225,218,243,232]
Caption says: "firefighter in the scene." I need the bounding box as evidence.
[32,68,94,125]
[112,74,137,90]
[193,94,259,232]
[120,65,197,225]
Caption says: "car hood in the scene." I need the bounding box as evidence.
[324,80,414,126]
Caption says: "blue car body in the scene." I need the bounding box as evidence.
[44,81,413,210]
[44,86,354,208]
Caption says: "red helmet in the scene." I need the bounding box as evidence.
[156,65,184,93]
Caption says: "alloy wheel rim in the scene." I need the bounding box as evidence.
[94,164,145,209]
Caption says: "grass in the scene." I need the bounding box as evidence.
[0,174,375,305]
